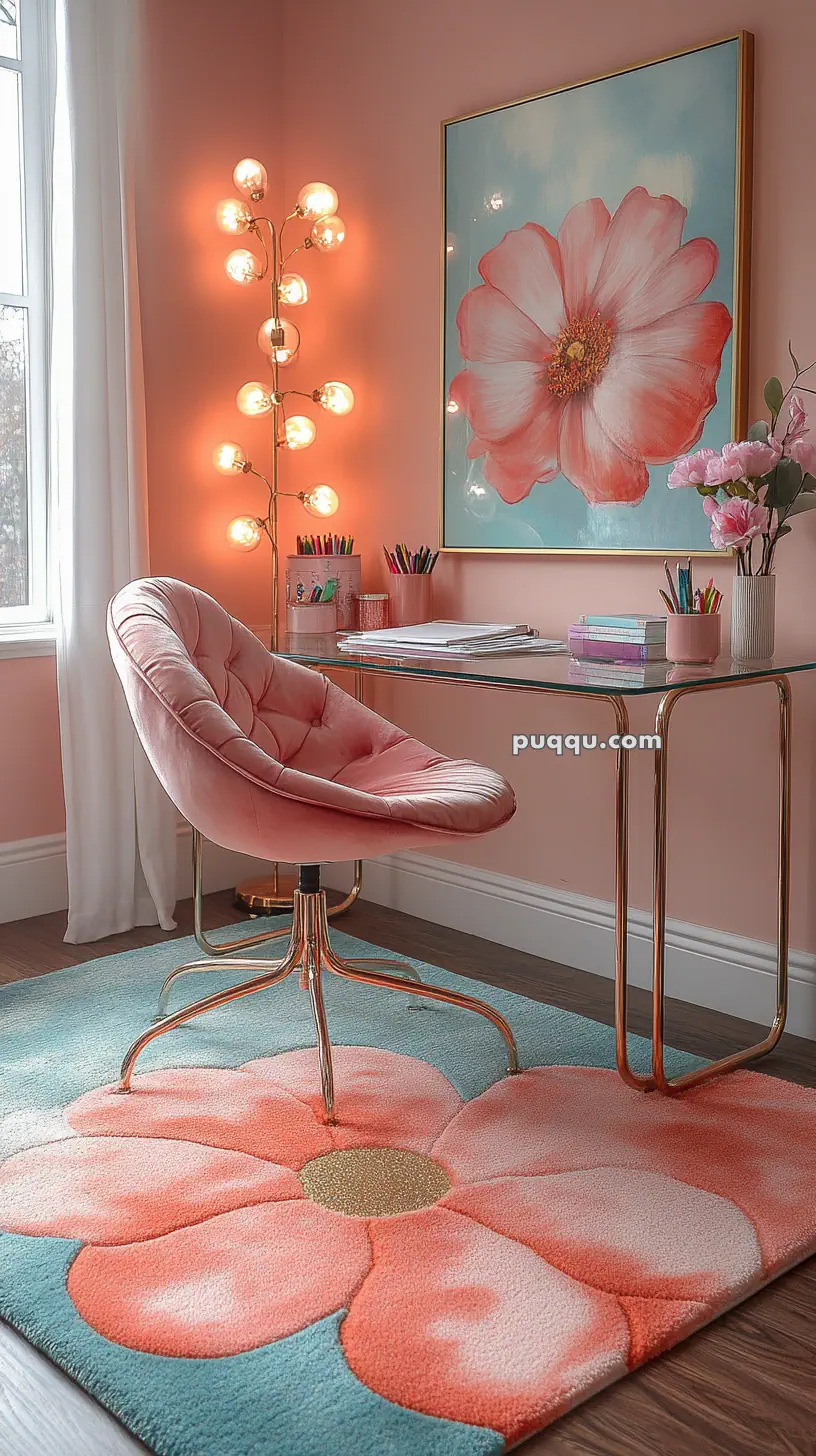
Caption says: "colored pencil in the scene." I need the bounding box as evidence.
[383,543,439,574]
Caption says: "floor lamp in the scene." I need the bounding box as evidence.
[214,161,354,912]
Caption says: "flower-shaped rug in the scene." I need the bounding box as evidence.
[1,924,816,1456]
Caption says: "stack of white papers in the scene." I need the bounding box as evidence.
[337,621,567,658]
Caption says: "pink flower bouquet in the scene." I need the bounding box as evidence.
[668,351,816,574]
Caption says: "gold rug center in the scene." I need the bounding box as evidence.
[299,1146,451,1217]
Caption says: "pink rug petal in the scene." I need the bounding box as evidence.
[243,1046,463,1152]
[68,1199,371,1357]
[341,1204,628,1445]
[433,1065,816,1270]
[69,1066,332,1170]
[618,1294,709,1368]
[444,1168,763,1303]
[0,1135,300,1243]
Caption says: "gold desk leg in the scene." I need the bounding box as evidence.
[192,828,293,956]
[603,694,655,1092]
[652,674,792,1093]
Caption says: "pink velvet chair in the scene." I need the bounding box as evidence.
[107,577,518,1122]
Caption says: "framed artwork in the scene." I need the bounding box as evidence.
[441,33,753,554]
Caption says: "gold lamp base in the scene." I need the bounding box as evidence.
[234,868,298,916]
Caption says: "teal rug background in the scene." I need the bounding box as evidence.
[0,924,701,1456]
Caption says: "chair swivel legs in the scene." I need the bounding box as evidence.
[345,957,423,984]
[117,942,304,1093]
[310,892,519,1075]
[302,895,336,1124]
[117,871,519,1120]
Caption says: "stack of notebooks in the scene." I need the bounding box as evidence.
[337,622,567,659]
[568,614,668,687]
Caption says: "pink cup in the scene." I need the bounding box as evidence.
[389,573,432,627]
[665,613,721,664]
[286,601,337,634]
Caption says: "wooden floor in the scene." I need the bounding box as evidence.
[1,892,815,1456]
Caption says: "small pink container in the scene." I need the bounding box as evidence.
[355,593,389,631]
[286,601,337,635]
[389,573,433,627]
[666,613,721,664]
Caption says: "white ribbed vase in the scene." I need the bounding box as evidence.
[731,574,776,661]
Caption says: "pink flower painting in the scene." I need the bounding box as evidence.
[451,187,732,507]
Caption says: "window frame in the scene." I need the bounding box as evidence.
[0,0,53,651]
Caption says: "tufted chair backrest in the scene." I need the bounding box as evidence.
[107,578,408,813]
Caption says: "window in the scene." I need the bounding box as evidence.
[0,0,51,642]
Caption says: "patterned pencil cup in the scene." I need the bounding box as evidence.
[666,613,721,665]
[389,573,432,627]
[285,555,361,630]
[731,575,775,661]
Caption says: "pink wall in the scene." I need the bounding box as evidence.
[276,0,816,949]
[137,0,286,628]
[0,657,63,842]
[3,0,816,958]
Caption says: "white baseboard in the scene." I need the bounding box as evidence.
[2,831,814,1041]
[0,827,270,927]
[324,852,816,1042]
[0,833,69,924]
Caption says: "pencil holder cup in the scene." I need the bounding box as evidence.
[285,555,361,630]
[666,613,721,665]
[286,601,337,635]
[389,573,433,627]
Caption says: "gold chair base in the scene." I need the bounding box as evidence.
[234,870,299,915]
[119,887,520,1122]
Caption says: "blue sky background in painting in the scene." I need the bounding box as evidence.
[443,39,740,551]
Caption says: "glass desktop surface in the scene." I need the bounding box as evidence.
[278,634,816,696]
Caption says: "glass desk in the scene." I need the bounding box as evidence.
[277,633,816,1095]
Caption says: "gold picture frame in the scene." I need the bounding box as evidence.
[440,32,754,556]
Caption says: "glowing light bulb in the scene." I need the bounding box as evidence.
[225,249,260,286]
[302,484,339,518]
[310,215,345,252]
[216,198,252,234]
[227,516,263,551]
[297,181,339,220]
[213,442,247,474]
[233,158,267,200]
[236,382,273,417]
[446,398,459,414]
[257,316,300,365]
[278,272,309,307]
[284,415,317,451]
[316,381,354,416]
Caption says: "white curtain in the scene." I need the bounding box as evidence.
[52,0,177,942]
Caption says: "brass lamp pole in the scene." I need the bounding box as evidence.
[213,163,354,912]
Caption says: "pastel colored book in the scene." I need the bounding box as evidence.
[572,623,667,644]
[579,614,668,629]
[568,633,667,664]
[568,659,669,687]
